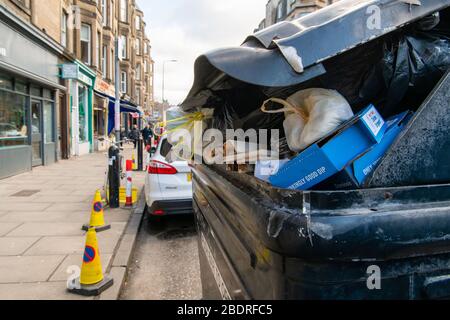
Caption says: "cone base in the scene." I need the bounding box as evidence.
[82,224,111,233]
[68,276,114,297]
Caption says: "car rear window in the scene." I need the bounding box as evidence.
[160,139,173,157]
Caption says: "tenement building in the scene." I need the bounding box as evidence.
[0,0,154,178]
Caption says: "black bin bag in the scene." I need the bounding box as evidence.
[359,13,450,117]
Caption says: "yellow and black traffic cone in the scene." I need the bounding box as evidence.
[67,228,113,296]
[82,190,111,232]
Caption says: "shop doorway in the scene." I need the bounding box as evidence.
[31,100,43,166]
[59,94,69,159]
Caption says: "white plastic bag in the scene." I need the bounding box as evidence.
[261,88,354,152]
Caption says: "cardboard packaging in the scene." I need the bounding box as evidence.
[316,111,413,190]
[269,105,387,191]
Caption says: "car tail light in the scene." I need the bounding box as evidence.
[153,210,165,216]
[148,160,178,175]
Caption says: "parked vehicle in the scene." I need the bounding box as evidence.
[181,0,450,300]
[145,137,193,220]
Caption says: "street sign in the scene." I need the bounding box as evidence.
[61,64,78,79]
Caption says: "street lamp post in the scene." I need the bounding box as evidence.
[162,59,177,103]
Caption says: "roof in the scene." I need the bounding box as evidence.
[181,0,450,110]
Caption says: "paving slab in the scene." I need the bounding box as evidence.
[0,212,89,223]
[45,203,92,212]
[0,223,22,236]
[0,255,65,283]
[24,223,127,256]
[24,236,85,256]
[50,254,113,282]
[29,195,91,204]
[4,203,51,212]
[0,237,40,256]
[7,223,84,237]
[0,282,92,300]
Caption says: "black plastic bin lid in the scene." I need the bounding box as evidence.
[181,0,450,111]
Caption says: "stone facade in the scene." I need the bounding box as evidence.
[1,0,154,112]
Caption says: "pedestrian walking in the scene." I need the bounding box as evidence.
[129,125,140,149]
[142,123,154,146]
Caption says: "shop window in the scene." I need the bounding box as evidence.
[0,73,13,90]
[0,91,28,148]
[43,89,53,100]
[43,101,54,143]
[78,86,89,143]
[30,86,42,97]
[15,81,28,94]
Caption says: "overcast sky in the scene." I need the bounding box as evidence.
[136,0,267,105]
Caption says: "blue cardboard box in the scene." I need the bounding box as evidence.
[315,111,413,190]
[269,105,387,191]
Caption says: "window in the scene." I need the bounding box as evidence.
[109,0,114,27]
[135,15,140,30]
[121,71,127,93]
[277,2,284,20]
[96,31,101,67]
[136,64,141,80]
[61,11,68,47]
[110,48,114,80]
[81,24,92,65]
[101,0,107,26]
[120,0,128,22]
[0,91,28,148]
[144,43,148,55]
[120,35,127,59]
[102,45,107,78]
[135,87,140,105]
[144,60,148,73]
[135,38,141,55]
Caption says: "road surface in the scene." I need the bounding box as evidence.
[120,214,202,300]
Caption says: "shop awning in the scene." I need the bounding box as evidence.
[94,90,142,135]
[181,0,450,111]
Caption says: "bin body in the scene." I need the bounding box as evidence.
[193,165,450,300]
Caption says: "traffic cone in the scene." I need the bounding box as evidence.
[82,190,111,232]
[68,228,113,296]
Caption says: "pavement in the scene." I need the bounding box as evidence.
[0,145,146,300]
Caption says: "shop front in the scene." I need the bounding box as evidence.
[94,78,115,151]
[0,7,63,179]
[62,62,96,156]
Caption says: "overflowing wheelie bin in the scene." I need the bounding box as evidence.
[180,0,450,300]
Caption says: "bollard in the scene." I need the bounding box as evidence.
[125,160,133,207]
[138,138,143,171]
[108,145,120,209]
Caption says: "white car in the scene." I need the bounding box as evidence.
[145,137,193,219]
